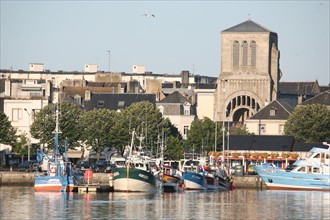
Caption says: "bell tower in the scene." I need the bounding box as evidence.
[214,20,282,123]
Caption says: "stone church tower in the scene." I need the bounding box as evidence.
[214,20,282,123]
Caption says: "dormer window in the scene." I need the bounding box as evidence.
[183,102,190,115]
[270,109,276,116]
[97,100,105,107]
[118,101,125,108]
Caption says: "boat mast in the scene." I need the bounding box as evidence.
[129,129,135,157]
[53,108,62,176]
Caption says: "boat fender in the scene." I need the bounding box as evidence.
[50,167,56,174]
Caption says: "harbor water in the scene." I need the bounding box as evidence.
[0,187,329,219]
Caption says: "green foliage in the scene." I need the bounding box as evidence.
[30,102,83,149]
[11,133,29,160]
[164,136,184,160]
[120,101,181,154]
[185,117,223,153]
[0,111,17,145]
[80,109,116,158]
[230,126,252,135]
[284,104,330,142]
[29,100,183,158]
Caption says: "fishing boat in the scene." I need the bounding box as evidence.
[112,130,159,192]
[160,165,182,192]
[34,109,74,192]
[181,159,207,190]
[253,146,330,191]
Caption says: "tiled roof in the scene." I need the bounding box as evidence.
[84,93,156,111]
[249,99,293,120]
[229,135,294,151]
[300,91,330,106]
[158,91,190,104]
[279,81,320,95]
[320,86,330,92]
[222,20,275,33]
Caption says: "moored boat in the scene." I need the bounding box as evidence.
[160,165,182,192]
[34,109,74,192]
[112,130,159,192]
[181,159,207,190]
[253,146,330,191]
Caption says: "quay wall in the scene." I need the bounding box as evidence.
[0,172,267,189]
[232,175,268,190]
[0,172,111,186]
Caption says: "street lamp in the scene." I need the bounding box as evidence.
[24,108,31,161]
[107,50,111,72]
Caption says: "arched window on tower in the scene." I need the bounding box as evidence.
[233,41,239,67]
[242,41,248,66]
[251,41,256,66]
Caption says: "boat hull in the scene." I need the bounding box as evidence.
[183,171,207,190]
[34,176,74,192]
[113,167,158,192]
[161,174,181,192]
[254,164,330,191]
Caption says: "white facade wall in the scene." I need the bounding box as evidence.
[132,65,146,74]
[244,119,286,135]
[2,72,96,88]
[29,63,44,72]
[162,115,195,140]
[4,99,49,147]
[195,89,215,120]
[84,64,98,73]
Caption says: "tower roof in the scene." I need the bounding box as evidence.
[222,19,275,33]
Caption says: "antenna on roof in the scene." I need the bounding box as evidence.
[248,13,251,20]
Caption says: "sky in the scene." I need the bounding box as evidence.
[1,1,329,85]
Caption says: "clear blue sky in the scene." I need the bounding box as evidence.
[1,1,329,85]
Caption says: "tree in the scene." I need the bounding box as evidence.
[284,104,330,142]
[185,117,224,153]
[164,136,184,160]
[119,101,179,154]
[80,109,116,160]
[0,111,16,145]
[11,133,29,160]
[0,111,17,145]
[31,101,83,150]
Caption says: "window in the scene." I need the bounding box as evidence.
[260,124,266,134]
[97,100,105,107]
[242,41,248,66]
[279,124,284,135]
[183,125,189,140]
[313,167,320,173]
[297,167,305,172]
[233,41,239,67]
[183,126,189,135]
[74,95,82,105]
[118,101,125,108]
[251,41,256,66]
[12,108,22,121]
[183,103,190,115]
[270,109,276,116]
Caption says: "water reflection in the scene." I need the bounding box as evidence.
[0,187,329,219]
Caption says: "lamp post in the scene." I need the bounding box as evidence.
[222,121,225,162]
[24,108,31,161]
[107,50,111,72]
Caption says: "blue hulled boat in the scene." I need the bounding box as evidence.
[254,146,330,191]
[34,109,74,192]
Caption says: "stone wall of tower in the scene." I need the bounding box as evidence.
[214,30,280,122]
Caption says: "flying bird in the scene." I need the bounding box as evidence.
[142,13,155,18]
